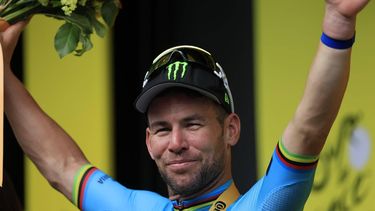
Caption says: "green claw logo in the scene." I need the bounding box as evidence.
[224,93,230,105]
[167,61,188,80]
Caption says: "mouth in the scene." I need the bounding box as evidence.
[166,160,197,172]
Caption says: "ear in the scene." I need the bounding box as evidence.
[224,113,241,146]
[145,127,155,160]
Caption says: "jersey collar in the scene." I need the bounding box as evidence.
[172,180,232,210]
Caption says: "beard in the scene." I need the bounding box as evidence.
[158,151,225,197]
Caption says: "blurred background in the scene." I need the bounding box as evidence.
[3,0,374,210]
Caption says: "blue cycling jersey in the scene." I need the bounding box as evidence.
[72,141,318,211]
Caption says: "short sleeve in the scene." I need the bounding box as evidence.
[229,140,318,211]
[72,164,172,211]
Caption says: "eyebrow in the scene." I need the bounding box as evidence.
[182,114,206,123]
[149,114,206,128]
[149,120,169,129]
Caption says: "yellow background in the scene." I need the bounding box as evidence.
[255,1,375,210]
[19,1,375,210]
[24,15,113,210]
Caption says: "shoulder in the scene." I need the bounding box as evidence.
[75,166,171,210]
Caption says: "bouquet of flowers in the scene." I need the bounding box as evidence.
[0,0,121,58]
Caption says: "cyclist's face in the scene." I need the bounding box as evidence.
[146,91,239,198]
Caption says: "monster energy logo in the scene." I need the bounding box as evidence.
[167,61,188,80]
[224,93,230,105]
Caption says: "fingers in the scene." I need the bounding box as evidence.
[326,0,370,18]
[0,19,30,67]
[2,19,30,39]
[0,19,11,32]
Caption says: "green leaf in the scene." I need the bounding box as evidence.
[1,3,41,23]
[75,34,93,56]
[86,7,106,37]
[91,17,106,37]
[54,22,81,58]
[101,0,119,27]
[44,11,92,34]
[65,13,93,34]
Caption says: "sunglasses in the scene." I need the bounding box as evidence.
[150,45,218,72]
[143,45,227,85]
[141,45,235,112]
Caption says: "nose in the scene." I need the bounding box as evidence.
[168,129,188,154]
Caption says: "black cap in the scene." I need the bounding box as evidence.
[134,45,234,114]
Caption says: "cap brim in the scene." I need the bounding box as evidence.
[134,82,221,113]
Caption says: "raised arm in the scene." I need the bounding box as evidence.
[1,21,89,201]
[283,0,370,156]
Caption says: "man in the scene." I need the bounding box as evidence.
[1,0,370,210]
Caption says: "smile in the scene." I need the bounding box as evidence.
[166,160,197,172]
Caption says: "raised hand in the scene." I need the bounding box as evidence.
[325,0,370,18]
[324,0,370,39]
[0,20,28,69]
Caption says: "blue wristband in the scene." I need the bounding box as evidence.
[320,32,355,49]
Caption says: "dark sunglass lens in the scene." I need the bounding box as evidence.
[184,49,216,70]
[147,47,217,80]
[150,54,170,72]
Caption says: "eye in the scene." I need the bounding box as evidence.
[153,127,171,135]
[187,122,202,130]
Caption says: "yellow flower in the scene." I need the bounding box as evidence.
[60,0,77,16]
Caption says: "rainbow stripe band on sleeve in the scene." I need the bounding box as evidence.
[276,139,319,170]
[72,164,98,209]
